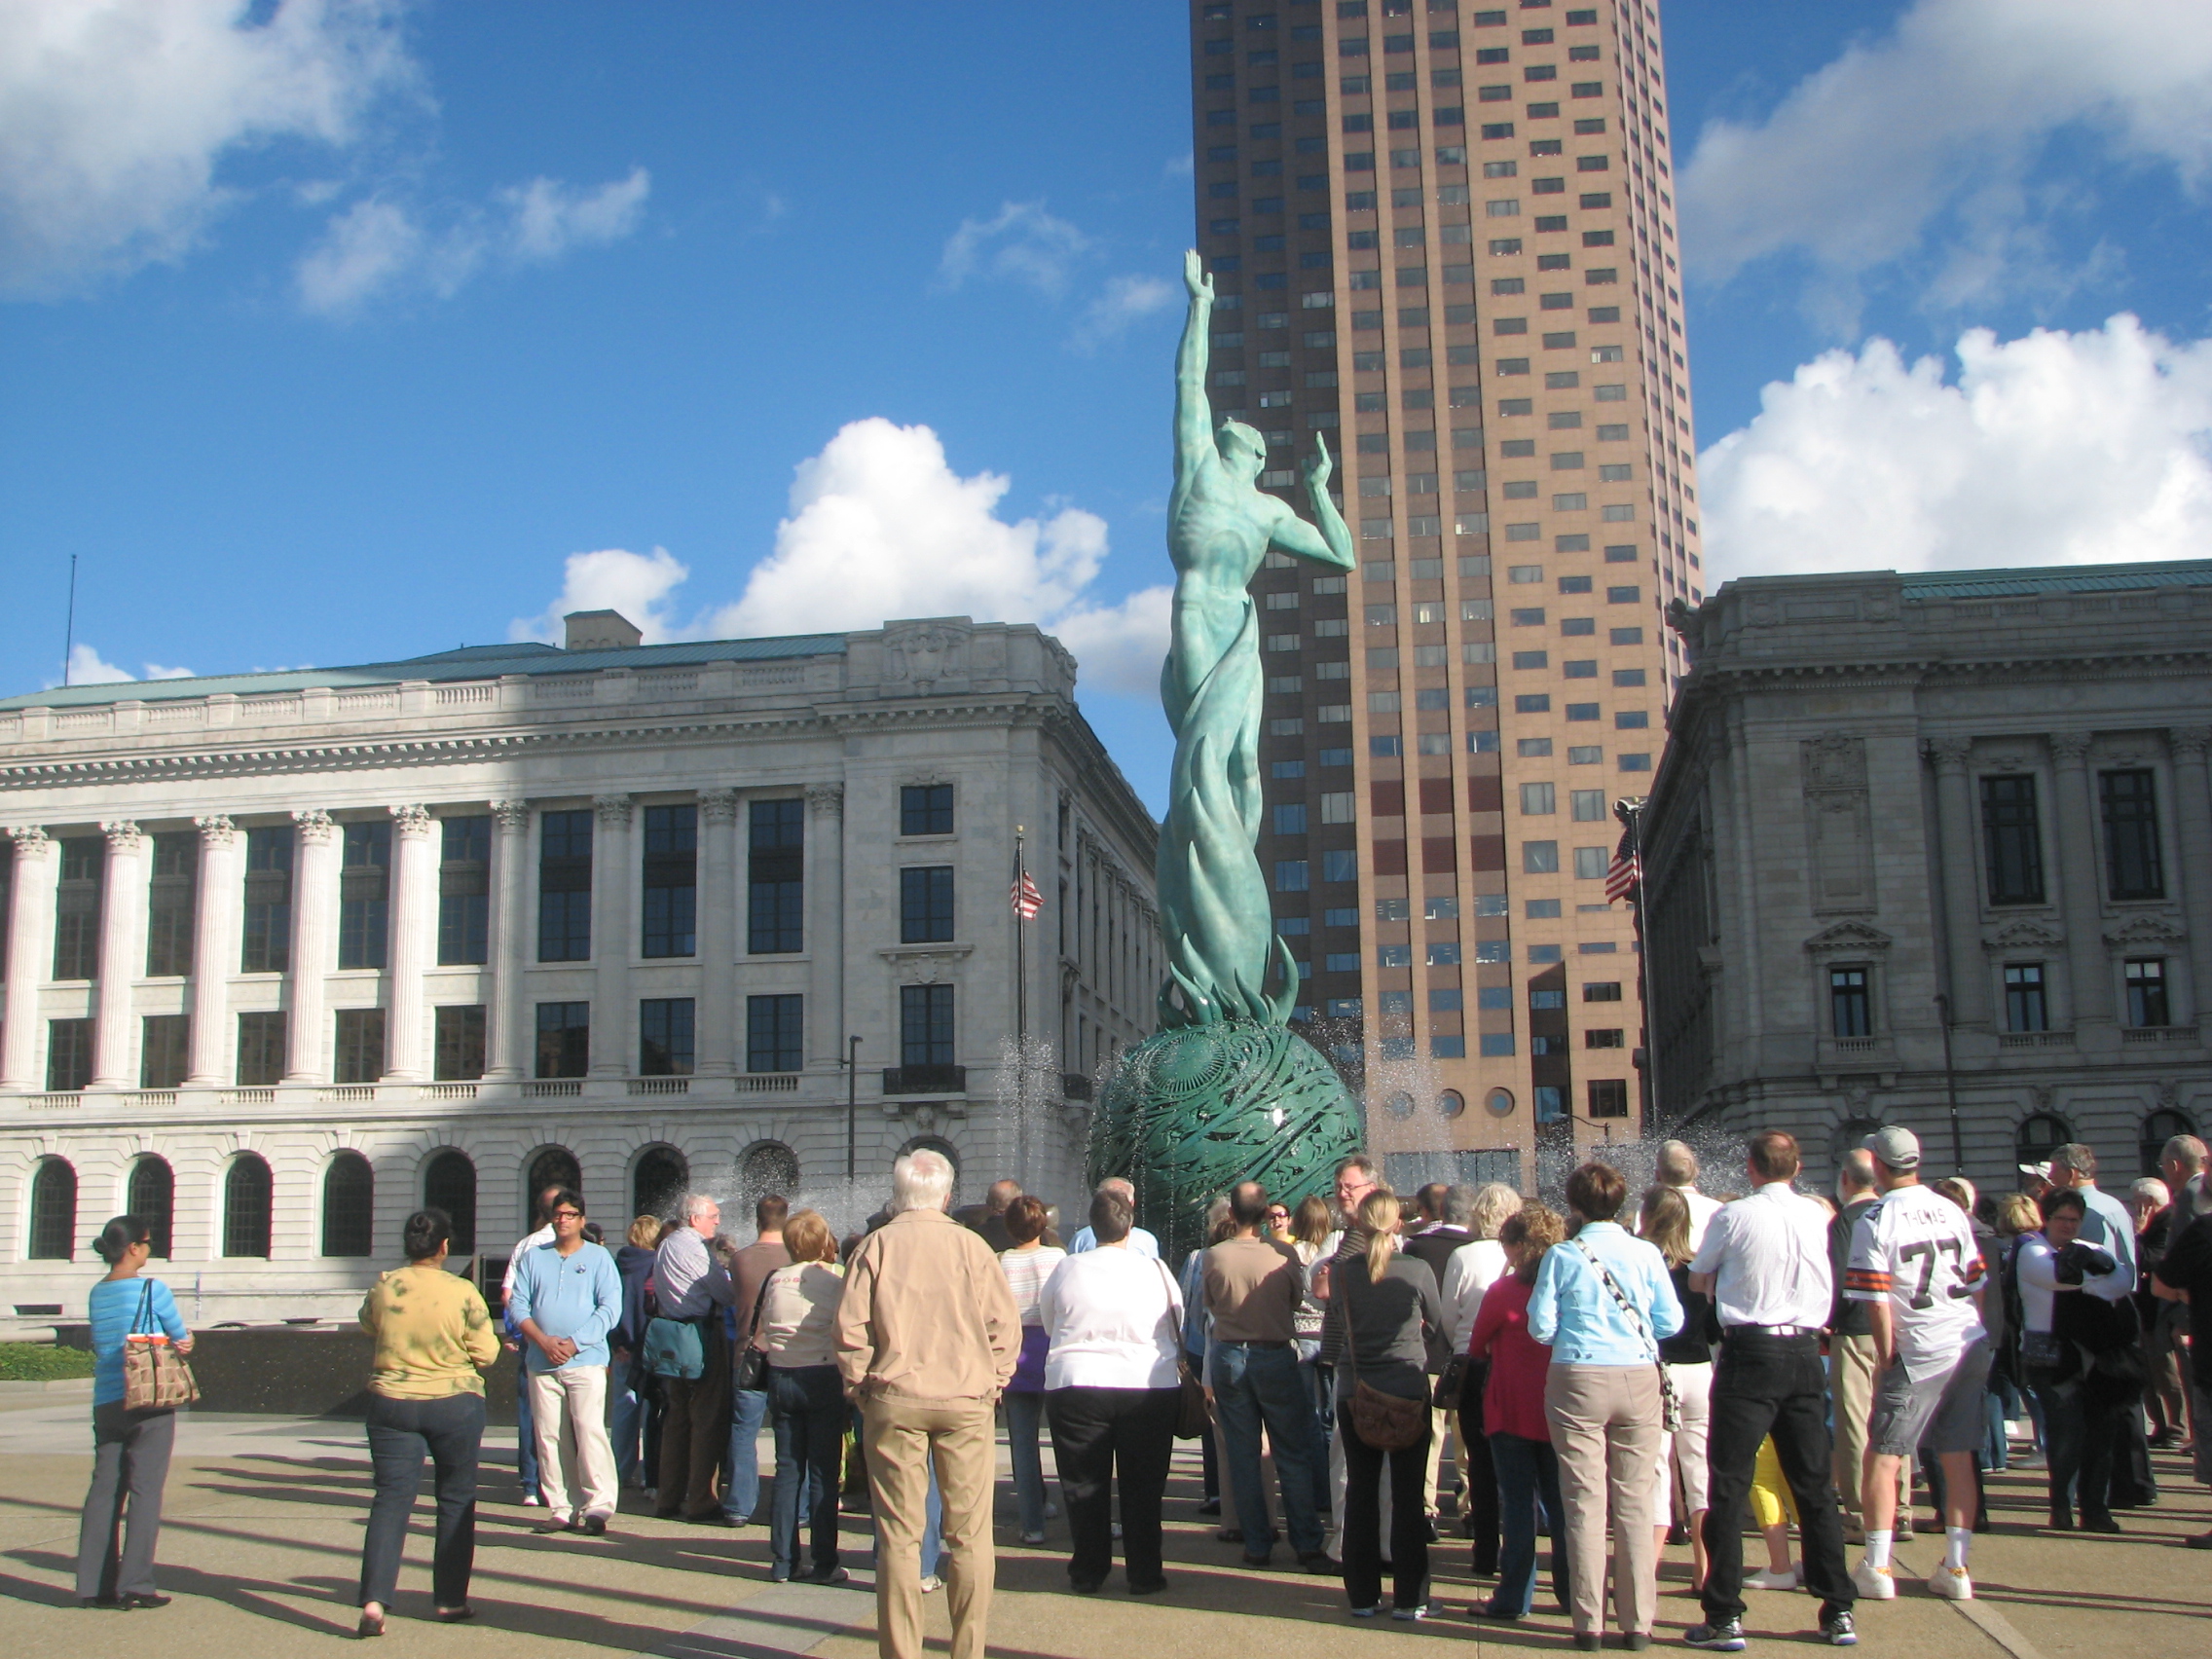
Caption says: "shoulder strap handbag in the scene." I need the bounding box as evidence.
[1337,1260,1429,1452]
[731,1269,778,1394]
[121,1278,200,1413]
[1153,1259,1210,1438]
[1573,1239,1678,1432]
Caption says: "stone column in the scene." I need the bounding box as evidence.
[186,817,239,1084]
[384,804,437,1081]
[2168,729,2212,1031]
[588,794,634,1078]
[90,822,149,1088]
[485,800,532,1080]
[285,809,338,1083]
[1924,740,1990,1028]
[1,828,58,1088]
[2047,733,2112,1029]
[696,789,740,1076]
[806,783,846,1073]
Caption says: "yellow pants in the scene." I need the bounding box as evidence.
[1747,1436,1797,1530]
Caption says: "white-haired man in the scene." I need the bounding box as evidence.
[1067,1176,1160,1258]
[837,1150,1020,1659]
[1656,1140,1722,1252]
[652,1193,735,1522]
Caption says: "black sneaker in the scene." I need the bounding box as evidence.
[1683,1619,1747,1651]
[1822,1610,1857,1647]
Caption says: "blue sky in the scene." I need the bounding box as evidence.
[5,0,2211,814]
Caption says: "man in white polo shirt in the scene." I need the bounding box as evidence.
[1682,1130,1856,1652]
[1846,1127,1991,1604]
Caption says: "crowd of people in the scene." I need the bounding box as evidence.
[64,1128,2212,1655]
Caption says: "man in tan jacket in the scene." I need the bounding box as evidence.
[836,1149,1020,1659]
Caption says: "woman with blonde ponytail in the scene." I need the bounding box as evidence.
[1316,1187,1451,1621]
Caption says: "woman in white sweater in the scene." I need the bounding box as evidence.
[756,1209,848,1585]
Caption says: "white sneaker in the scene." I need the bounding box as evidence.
[1851,1560,1897,1601]
[1748,1566,1800,1592]
[1927,1565,1972,1601]
[920,1574,944,1594]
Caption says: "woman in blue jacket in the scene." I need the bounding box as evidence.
[76,1215,193,1608]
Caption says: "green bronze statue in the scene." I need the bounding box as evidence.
[1091,251,1368,1255]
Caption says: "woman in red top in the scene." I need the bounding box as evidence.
[1466,1203,1568,1621]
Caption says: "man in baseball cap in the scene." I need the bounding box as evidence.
[1844,1126,1992,1603]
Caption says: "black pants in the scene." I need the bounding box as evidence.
[359,1391,484,1610]
[1700,1332,1852,1624]
[1338,1398,1431,1612]
[1045,1385,1178,1590]
[1459,1375,1501,1574]
[2030,1365,2121,1527]
[77,1402,176,1601]
[658,1330,729,1518]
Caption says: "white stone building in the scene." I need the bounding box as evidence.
[0,613,1159,1328]
[1639,560,2212,1189]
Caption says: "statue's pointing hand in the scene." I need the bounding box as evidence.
[1303,431,1333,492]
[1184,248,1213,302]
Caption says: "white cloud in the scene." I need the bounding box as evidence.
[1698,313,2212,586]
[1679,0,2212,312]
[501,167,649,261]
[58,643,132,686]
[938,201,1090,296]
[294,196,425,313]
[1163,152,1194,178]
[1071,273,1177,351]
[510,545,690,645]
[0,0,415,297]
[142,662,196,680]
[518,419,1173,698]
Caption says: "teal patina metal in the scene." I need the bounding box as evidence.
[1092,252,1366,1257]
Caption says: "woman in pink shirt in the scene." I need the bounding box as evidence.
[1466,1204,1568,1622]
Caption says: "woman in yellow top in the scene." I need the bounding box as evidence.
[354,1207,499,1636]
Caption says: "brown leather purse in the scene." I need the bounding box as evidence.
[1337,1273,1427,1452]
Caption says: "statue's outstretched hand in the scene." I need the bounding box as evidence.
[1303,431,1333,491]
[1184,248,1213,301]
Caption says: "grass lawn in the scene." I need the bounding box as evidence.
[0,1343,95,1381]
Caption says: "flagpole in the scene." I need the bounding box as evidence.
[1618,797,1662,1134]
[1014,826,1029,1187]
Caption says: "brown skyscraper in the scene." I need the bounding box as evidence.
[1185,0,1703,1185]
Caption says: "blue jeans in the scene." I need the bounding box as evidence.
[1005,1390,1051,1535]
[1490,1431,1567,1617]
[1210,1340,1326,1557]
[768,1365,844,1578]
[608,1354,645,1486]
[724,1385,769,1521]
[515,1363,539,1496]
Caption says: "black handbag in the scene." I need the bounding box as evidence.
[1154,1260,1210,1438]
[732,1272,775,1393]
[1433,1353,1472,1413]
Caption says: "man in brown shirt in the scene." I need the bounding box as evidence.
[1204,1180,1333,1570]
[721,1194,792,1525]
[836,1149,1019,1659]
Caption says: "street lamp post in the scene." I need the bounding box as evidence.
[1934,993,1965,1176]
[844,1034,863,1183]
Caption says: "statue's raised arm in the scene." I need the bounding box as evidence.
[1173,249,1217,492]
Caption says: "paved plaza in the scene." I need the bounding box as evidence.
[0,1388,2202,1658]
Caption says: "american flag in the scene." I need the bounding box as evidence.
[1604,844,1641,903]
[1011,868,1043,919]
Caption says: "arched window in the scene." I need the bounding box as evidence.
[632,1146,688,1220]
[2141,1108,2194,1178]
[1384,1090,1416,1119]
[526,1147,581,1220]
[321,1152,374,1257]
[739,1142,799,1213]
[423,1151,477,1255]
[27,1157,76,1260]
[1437,1090,1465,1119]
[1485,1088,1515,1118]
[223,1154,273,1258]
[129,1157,174,1260]
[2015,1113,2072,1172]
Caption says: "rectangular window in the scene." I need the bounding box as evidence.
[1830,967,1872,1038]
[1273,803,1309,835]
[747,994,805,1073]
[432,1004,486,1081]
[436,815,491,966]
[145,832,197,977]
[1523,839,1559,873]
[1573,846,1607,878]
[46,1016,93,1091]
[237,1011,286,1087]
[901,866,956,942]
[535,1001,590,1079]
[1979,775,2044,905]
[2125,959,2169,1028]
[640,997,696,1076]
[241,825,293,974]
[900,983,956,1068]
[139,1014,189,1089]
[1520,782,1556,814]
[902,784,954,835]
[53,836,102,980]
[1275,860,1311,891]
[334,1006,387,1084]
[641,803,698,958]
[337,821,390,971]
[537,809,593,962]
[1586,1079,1630,1119]
[2003,964,2047,1034]
[1570,789,1606,822]
[2100,769,2163,900]
[1322,849,1358,882]
[749,799,805,953]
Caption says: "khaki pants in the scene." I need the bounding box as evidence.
[528,1364,616,1521]
[1421,1406,1450,1514]
[1545,1364,1663,1640]
[1829,1333,1907,1529]
[862,1395,996,1659]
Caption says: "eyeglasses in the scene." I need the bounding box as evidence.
[552,1209,584,1221]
